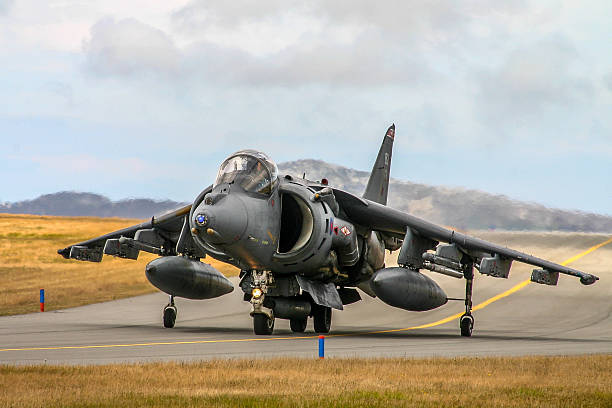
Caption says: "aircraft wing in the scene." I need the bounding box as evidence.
[57,186,213,262]
[330,188,600,285]
[57,204,193,262]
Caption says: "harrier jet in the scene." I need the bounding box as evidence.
[58,125,598,336]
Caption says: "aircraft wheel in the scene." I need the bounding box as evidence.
[253,313,274,335]
[290,317,307,333]
[460,314,474,337]
[163,305,177,328]
[313,305,332,333]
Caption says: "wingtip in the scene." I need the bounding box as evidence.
[579,274,598,285]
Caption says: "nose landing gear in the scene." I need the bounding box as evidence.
[253,313,275,335]
[163,295,177,328]
[250,270,276,335]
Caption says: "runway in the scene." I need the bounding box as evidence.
[1,232,611,365]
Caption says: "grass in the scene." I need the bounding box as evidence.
[1,213,609,318]
[0,213,239,316]
[1,355,610,407]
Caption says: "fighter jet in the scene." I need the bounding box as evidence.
[58,125,599,336]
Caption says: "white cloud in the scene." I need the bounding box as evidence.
[477,36,592,121]
[15,153,151,175]
[0,0,14,15]
[83,17,180,76]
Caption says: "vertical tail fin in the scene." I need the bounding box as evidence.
[363,124,395,205]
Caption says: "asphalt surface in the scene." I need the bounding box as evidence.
[1,232,611,365]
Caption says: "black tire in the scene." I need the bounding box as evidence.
[313,305,332,333]
[163,306,176,328]
[290,317,308,333]
[460,314,473,337]
[253,313,274,335]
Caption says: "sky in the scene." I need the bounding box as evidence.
[0,0,611,215]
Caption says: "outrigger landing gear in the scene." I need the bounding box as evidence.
[163,295,177,328]
[460,262,474,337]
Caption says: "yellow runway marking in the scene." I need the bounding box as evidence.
[2,236,611,353]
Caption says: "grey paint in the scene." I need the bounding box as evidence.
[145,256,234,300]
[371,267,448,311]
[363,124,394,205]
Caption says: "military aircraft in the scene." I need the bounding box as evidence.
[58,125,599,337]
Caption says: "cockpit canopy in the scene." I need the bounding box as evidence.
[215,150,278,195]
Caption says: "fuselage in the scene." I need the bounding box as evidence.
[188,150,386,287]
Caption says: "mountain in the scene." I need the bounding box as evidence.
[278,160,612,232]
[0,192,187,219]
[1,160,611,232]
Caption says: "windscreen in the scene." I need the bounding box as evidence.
[215,152,278,195]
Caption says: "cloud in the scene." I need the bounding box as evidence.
[166,1,476,86]
[475,36,593,129]
[180,34,430,86]
[83,17,180,77]
[0,0,13,15]
[173,0,473,39]
[16,154,151,175]
[166,1,489,87]
[83,2,568,90]
[605,72,612,92]
[164,1,566,90]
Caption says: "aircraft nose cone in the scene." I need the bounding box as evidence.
[193,195,248,245]
[145,263,157,278]
[370,272,383,290]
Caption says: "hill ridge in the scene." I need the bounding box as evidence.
[1,159,610,232]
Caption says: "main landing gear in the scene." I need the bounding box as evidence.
[247,270,333,335]
[312,304,332,334]
[290,317,307,333]
[254,305,331,335]
[163,295,177,328]
[460,262,474,337]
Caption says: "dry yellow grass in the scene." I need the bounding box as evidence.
[0,356,610,407]
[0,213,239,316]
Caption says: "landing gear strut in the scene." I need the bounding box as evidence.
[460,262,474,337]
[163,295,177,328]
